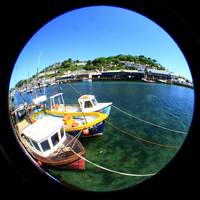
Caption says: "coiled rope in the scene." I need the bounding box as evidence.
[70,147,155,177]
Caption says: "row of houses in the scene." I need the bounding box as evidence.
[53,69,169,81]
[19,68,192,91]
[55,69,193,87]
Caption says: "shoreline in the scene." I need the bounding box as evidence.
[58,78,194,89]
[11,77,194,95]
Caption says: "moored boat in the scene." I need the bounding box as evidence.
[141,78,156,83]
[32,110,108,138]
[47,93,112,118]
[15,102,28,119]
[11,110,85,170]
[156,79,167,83]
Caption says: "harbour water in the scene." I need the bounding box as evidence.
[13,81,194,192]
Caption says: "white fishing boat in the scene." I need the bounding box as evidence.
[15,102,27,119]
[47,93,112,117]
[12,112,85,170]
[141,78,156,83]
[29,93,109,137]
[32,95,47,106]
[82,78,92,82]
[157,79,167,83]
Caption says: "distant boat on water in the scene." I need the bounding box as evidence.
[141,78,156,83]
[82,77,92,82]
[156,79,167,83]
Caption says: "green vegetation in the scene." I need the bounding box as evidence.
[14,54,166,88]
[15,79,27,88]
[41,54,165,74]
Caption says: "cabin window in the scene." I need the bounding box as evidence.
[27,137,34,147]
[92,99,97,106]
[41,140,51,152]
[31,140,41,152]
[60,127,64,138]
[51,132,60,146]
[84,101,93,108]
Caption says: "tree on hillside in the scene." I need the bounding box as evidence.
[15,79,26,88]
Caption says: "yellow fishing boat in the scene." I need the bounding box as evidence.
[31,110,108,138]
[46,93,112,118]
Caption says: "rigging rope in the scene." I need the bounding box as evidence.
[105,120,180,148]
[70,147,155,177]
[66,130,82,148]
[55,130,82,156]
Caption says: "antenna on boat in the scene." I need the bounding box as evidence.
[36,51,42,94]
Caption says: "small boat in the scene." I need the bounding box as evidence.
[141,78,156,83]
[32,95,47,106]
[15,102,27,119]
[82,77,92,82]
[12,113,85,170]
[157,79,167,83]
[32,111,108,138]
[27,93,109,137]
[26,88,33,93]
[47,93,112,117]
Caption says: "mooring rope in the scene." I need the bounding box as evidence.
[105,120,180,148]
[66,130,82,148]
[68,83,82,96]
[67,82,186,136]
[111,105,187,135]
[70,147,155,177]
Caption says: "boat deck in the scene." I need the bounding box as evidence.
[17,119,31,132]
[33,134,85,165]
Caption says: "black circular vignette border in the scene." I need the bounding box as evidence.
[0,0,199,197]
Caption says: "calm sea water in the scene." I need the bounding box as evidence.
[13,81,194,192]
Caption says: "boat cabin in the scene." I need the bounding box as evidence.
[78,95,98,110]
[15,102,28,119]
[21,116,66,157]
[31,95,47,114]
[48,93,112,116]
[49,93,65,110]
[32,95,47,106]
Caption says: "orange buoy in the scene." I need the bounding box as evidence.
[55,103,59,110]
[83,129,89,135]
[63,114,71,124]
[71,120,79,127]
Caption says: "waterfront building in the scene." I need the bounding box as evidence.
[92,70,144,80]
[146,69,172,80]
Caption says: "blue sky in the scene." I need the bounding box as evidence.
[10,6,192,88]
